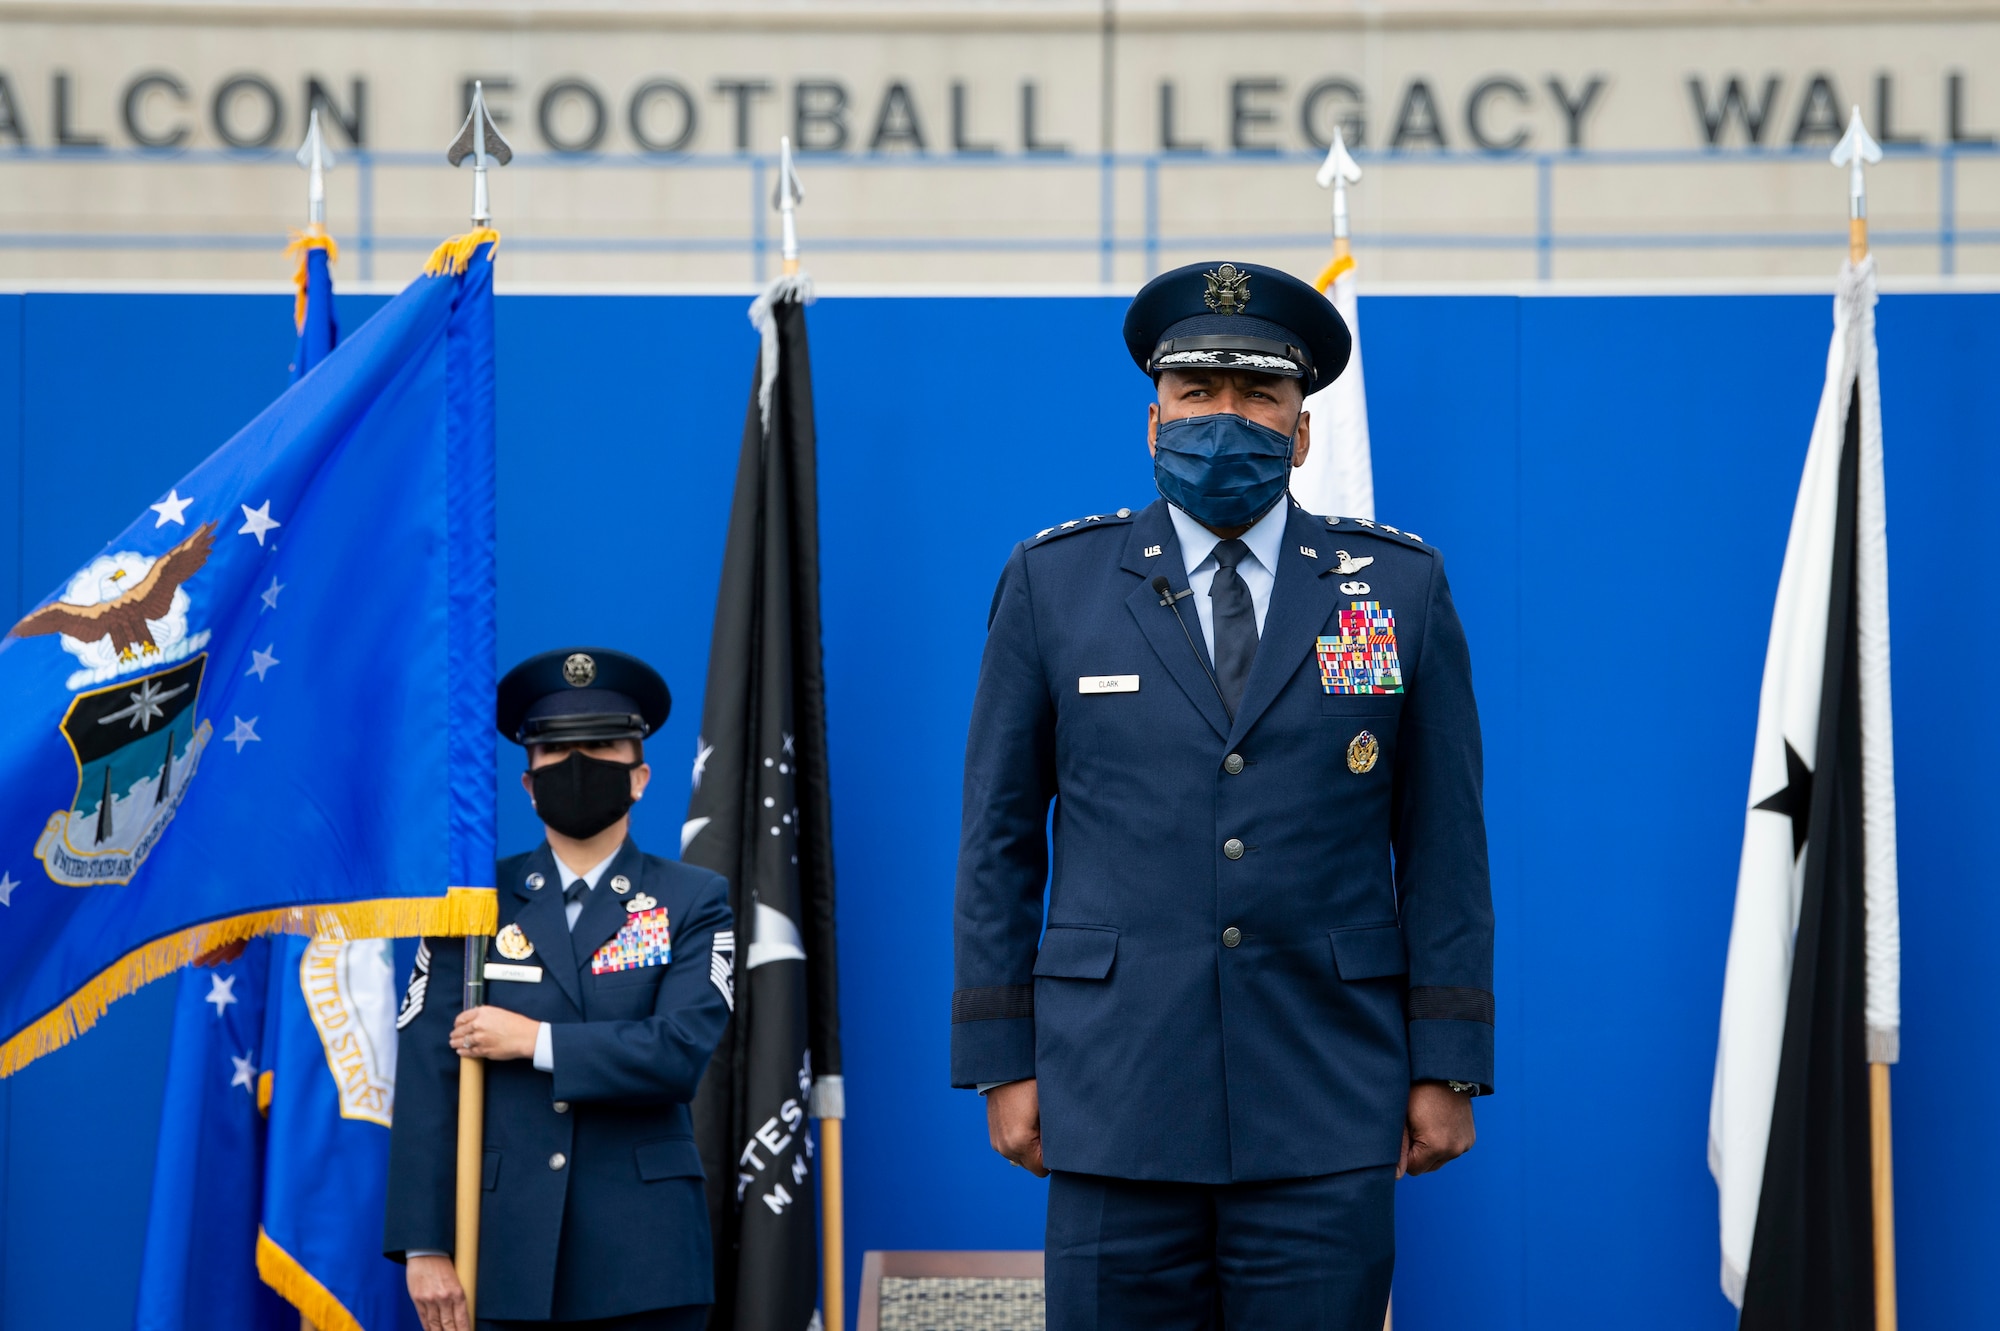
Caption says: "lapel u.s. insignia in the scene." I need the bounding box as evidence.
[625,892,658,914]
[1347,730,1380,774]
[610,874,632,895]
[495,923,535,960]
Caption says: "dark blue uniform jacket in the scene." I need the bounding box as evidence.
[951,499,1494,1184]
[385,840,733,1322]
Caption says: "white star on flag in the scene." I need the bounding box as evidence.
[246,645,280,681]
[205,974,238,1015]
[692,739,714,790]
[149,489,193,527]
[225,717,261,753]
[238,500,281,545]
[230,1052,258,1092]
[0,872,16,906]
[260,576,286,611]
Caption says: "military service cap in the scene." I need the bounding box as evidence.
[496,647,671,747]
[1123,260,1352,391]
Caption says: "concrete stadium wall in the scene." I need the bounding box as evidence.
[0,285,1993,1330]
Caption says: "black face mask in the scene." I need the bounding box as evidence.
[529,751,638,840]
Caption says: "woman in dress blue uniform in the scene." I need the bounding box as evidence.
[387,648,735,1331]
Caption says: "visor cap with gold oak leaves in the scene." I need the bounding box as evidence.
[1123,260,1352,391]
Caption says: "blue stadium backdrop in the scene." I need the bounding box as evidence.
[0,287,1994,1331]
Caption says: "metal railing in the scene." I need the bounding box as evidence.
[2,142,1993,282]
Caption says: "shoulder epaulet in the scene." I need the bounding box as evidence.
[1320,514,1435,552]
[1026,508,1137,547]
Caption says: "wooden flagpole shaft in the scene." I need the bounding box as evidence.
[1871,1062,1897,1331]
[455,1055,486,1320]
[1851,218,1869,263]
[456,935,489,1323]
[820,1117,846,1331]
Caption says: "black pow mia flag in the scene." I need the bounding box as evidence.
[683,277,844,1331]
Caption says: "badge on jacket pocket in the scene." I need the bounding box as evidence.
[591,907,672,975]
[1347,730,1380,774]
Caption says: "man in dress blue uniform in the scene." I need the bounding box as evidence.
[952,261,1494,1329]
[388,648,735,1331]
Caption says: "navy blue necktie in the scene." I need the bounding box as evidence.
[1210,538,1258,716]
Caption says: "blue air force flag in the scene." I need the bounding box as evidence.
[259,934,419,1331]
[135,942,296,1331]
[0,237,501,1075]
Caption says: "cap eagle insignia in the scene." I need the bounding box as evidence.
[9,523,215,658]
[1203,263,1252,315]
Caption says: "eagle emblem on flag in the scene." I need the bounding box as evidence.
[9,526,221,887]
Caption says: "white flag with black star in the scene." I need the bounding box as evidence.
[1710,255,1898,1324]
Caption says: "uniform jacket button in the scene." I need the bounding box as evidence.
[1222,927,1242,948]
[549,1152,567,1170]
[1223,837,1244,860]
[552,1101,570,1114]
[1223,753,1245,775]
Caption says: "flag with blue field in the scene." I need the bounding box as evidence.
[0,233,501,1076]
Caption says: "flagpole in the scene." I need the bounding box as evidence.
[776,135,804,279]
[455,936,488,1320]
[768,135,841,1328]
[1833,104,1895,1331]
[1313,127,1361,294]
[444,84,509,1324]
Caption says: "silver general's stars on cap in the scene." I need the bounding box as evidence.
[1123,260,1353,390]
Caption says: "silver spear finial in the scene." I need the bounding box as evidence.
[773,135,804,275]
[295,108,336,228]
[1830,105,1883,260]
[448,81,514,228]
[1315,125,1363,247]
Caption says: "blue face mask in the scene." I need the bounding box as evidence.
[1152,412,1297,529]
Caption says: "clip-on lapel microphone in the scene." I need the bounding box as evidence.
[1152,575,1233,720]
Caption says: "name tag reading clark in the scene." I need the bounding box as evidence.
[1079,675,1140,694]
[484,962,543,983]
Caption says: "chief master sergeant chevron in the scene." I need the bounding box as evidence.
[387,648,734,1331]
[951,261,1494,1329]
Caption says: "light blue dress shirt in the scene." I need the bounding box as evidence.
[1167,500,1288,659]
[530,848,618,1072]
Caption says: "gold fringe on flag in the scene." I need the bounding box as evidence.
[258,1226,365,1331]
[0,887,496,1077]
[423,228,502,277]
[284,227,340,333]
[257,1069,274,1116]
[1314,252,1357,295]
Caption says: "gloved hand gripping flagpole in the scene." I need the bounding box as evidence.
[447,80,509,1326]
[1833,103,1896,1331]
